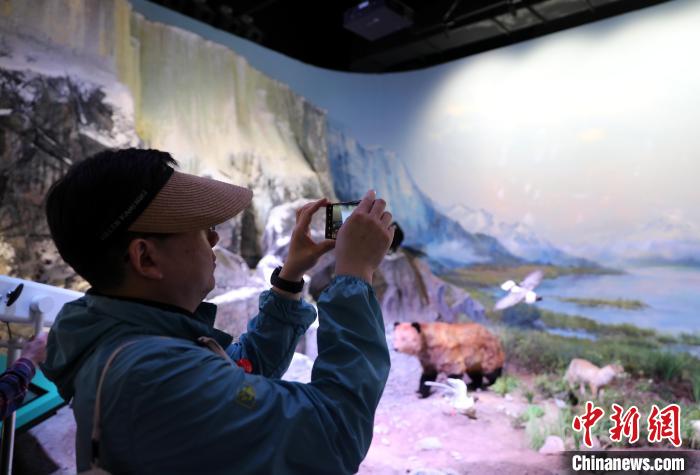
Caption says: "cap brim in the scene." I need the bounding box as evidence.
[128,171,253,233]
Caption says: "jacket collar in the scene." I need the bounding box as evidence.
[84,292,232,348]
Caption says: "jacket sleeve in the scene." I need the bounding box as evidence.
[121,276,390,475]
[225,289,317,378]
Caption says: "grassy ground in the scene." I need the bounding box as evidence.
[492,329,700,449]
[500,338,700,450]
[499,328,700,400]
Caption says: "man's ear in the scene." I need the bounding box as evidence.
[126,238,164,280]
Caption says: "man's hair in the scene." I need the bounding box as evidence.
[45,148,177,290]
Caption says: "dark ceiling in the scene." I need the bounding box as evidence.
[150,0,671,73]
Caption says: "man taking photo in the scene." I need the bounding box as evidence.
[41,148,394,474]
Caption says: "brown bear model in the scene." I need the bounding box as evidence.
[393,321,505,398]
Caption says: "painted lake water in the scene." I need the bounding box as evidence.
[534,266,700,335]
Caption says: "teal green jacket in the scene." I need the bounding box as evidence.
[41,276,390,474]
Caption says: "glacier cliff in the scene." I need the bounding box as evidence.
[326,121,520,267]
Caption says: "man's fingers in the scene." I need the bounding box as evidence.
[318,239,336,254]
[369,198,387,218]
[355,189,376,214]
[387,225,396,246]
[380,211,393,227]
[297,198,328,229]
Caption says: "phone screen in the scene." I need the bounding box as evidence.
[325,200,360,239]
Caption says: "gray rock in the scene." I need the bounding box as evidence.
[538,435,565,455]
[691,420,700,447]
[378,251,485,325]
[209,285,265,338]
[416,436,442,451]
[210,246,261,298]
[408,469,457,475]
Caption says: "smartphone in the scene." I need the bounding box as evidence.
[325,200,361,239]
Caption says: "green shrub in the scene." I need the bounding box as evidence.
[534,374,567,399]
[524,389,535,404]
[518,404,545,424]
[691,370,700,402]
[525,420,547,450]
[492,374,519,395]
[646,351,686,381]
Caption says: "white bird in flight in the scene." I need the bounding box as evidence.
[494,269,543,311]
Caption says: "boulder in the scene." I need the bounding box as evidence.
[416,437,442,451]
[377,251,486,325]
[538,435,565,455]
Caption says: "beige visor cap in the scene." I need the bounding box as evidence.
[128,170,253,234]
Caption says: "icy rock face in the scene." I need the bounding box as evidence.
[129,13,336,264]
[1,0,337,268]
[326,122,518,268]
[210,247,263,299]
[208,246,266,337]
[0,68,139,287]
[377,251,486,325]
[208,286,263,339]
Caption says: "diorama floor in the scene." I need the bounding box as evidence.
[10,351,564,475]
[358,352,563,474]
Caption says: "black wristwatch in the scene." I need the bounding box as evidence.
[270,266,304,293]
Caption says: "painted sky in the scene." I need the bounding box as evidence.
[132,0,700,245]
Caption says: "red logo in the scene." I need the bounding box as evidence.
[572,401,605,448]
[235,358,253,373]
[647,404,682,447]
[609,403,641,444]
[573,402,683,448]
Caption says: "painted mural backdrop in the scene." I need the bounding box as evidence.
[130,0,700,340]
[1,0,699,465]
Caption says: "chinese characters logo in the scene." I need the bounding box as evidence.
[572,402,682,447]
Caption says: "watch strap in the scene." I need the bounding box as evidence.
[270,266,304,293]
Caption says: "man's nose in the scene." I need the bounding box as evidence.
[208,229,219,247]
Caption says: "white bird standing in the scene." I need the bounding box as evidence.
[424,378,477,419]
[494,269,544,311]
